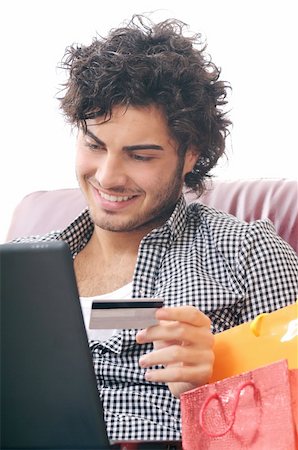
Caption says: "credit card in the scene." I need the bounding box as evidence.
[90,298,164,329]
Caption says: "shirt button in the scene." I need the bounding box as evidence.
[139,289,145,296]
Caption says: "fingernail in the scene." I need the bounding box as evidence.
[139,357,146,367]
[136,329,145,343]
[155,308,167,319]
[145,371,153,380]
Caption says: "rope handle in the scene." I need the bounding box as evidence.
[199,380,259,438]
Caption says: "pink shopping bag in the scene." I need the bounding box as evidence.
[181,359,297,450]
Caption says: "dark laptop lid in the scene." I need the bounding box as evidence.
[0,240,112,450]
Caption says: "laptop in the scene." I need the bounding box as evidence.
[0,240,119,450]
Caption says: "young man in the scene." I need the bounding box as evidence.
[15,15,298,443]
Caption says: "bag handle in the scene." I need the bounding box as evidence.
[199,380,259,437]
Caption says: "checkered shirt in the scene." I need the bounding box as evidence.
[13,195,298,441]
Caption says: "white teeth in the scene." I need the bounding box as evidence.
[100,192,134,202]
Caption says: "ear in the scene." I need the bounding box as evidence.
[182,147,199,176]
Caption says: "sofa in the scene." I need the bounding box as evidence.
[6,178,298,254]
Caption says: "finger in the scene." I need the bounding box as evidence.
[139,345,212,368]
[136,321,214,346]
[144,363,213,384]
[155,306,211,327]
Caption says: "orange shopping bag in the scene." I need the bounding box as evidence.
[181,359,297,450]
[210,301,298,382]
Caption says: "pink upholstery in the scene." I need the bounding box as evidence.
[6,178,298,253]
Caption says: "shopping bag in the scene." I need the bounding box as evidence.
[181,359,297,450]
[289,368,298,440]
[210,301,298,382]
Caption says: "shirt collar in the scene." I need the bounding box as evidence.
[162,195,188,239]
[59,207,94,257]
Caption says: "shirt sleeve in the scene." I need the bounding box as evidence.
[236,219,298,323]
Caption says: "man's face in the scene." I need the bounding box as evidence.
[75,104,197,233]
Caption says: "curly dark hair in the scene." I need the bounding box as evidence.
[59,14,231,195]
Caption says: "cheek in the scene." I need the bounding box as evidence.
[75,150,95,176]
[134,169,163,189]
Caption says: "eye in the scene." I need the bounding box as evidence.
[85,142,105,152]
[131,154,153,162]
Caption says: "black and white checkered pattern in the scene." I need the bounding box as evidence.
[13,195,298,441]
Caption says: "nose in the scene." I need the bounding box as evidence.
[95,153,128,190]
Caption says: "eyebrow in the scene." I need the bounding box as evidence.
[85,129,164,151]
[85,130,105,146]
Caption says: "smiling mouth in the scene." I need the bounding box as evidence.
[100,191,135,202]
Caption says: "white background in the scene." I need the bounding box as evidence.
[1,0,297,242]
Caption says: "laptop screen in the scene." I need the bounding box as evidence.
[0,240,112,449]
